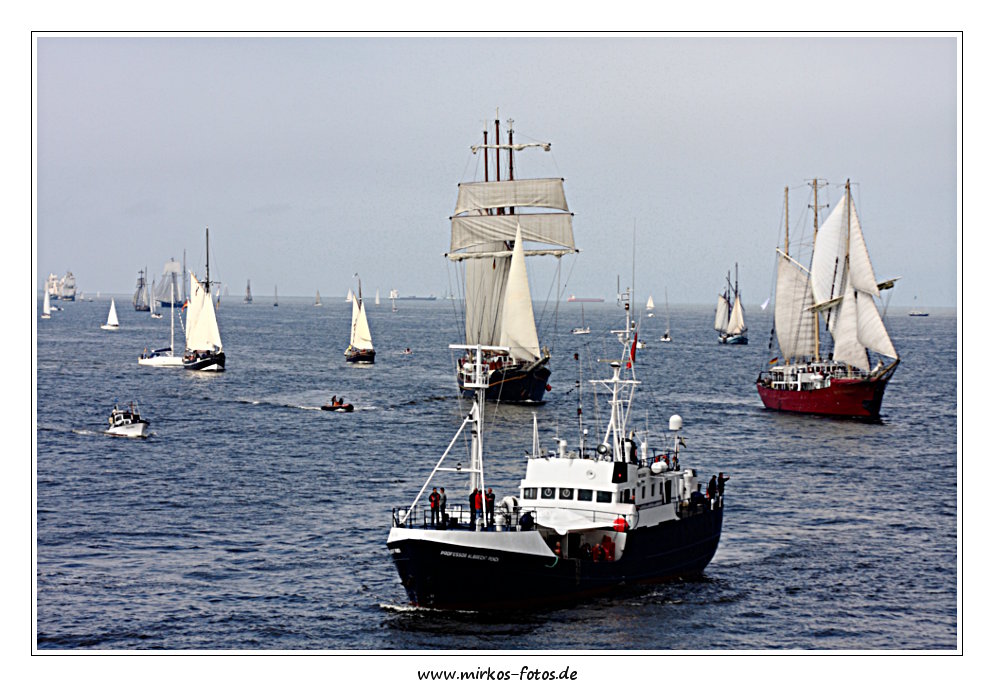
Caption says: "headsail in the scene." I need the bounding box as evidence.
[186,273,223,352]
[499,224,541,361]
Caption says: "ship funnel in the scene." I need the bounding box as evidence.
[669,414,683,431]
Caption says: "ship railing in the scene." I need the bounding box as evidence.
[391,504,539,532]
[677,495,723,518]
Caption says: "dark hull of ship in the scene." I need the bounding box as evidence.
[458,362,551,403]
[389,507,723,610]
[345,348,375,364]
[158,299,185,308]
[757,371,894,418]
[718,333,748,345]
[183,351,226,371]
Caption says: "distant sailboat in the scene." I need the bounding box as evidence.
[390,288,398,312]
[659,289,672,342]
[715,264,748,344]
[274,285,278,307]
[909,296,928,317]
[101,299,120,330]
[571,302,590,335]
[183,227,225,371]
[139,281,182,367]
[133,268,151,311]
[346,288,354,303]
[315,290,323,306]
[646,294,655,317]
[155,258,185,307]
[150,280,163,318]
[42,289,51,319]
[375,289,380,306]
[345,275,375,363]
[244,280,253,304]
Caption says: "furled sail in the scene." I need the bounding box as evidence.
[185,273,222,352]
[774,251,817,360]
[450,213,574,254]
[350,296,374,350]
[499,225,541,361]
[454,178,569,215]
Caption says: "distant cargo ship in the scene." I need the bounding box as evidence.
[567,295,604,303]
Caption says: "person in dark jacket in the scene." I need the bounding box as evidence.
[485,488,496,526]
[439,487,447,525]
[707,475,717,502]
[469,488,479,527]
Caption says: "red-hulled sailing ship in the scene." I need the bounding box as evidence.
[756,179,899,418]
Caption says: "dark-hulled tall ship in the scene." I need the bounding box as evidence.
[387,290,726,610]
[756,180,899,418]
[446,116,579,403]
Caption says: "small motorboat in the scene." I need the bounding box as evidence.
[321,398,354,413]
[105,401,150,438]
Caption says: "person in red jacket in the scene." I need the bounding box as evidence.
[473,489,484,527]
[428,487,440,527]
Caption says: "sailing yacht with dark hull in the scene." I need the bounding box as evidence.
[756,180,899,418]
[447,117,578,403]
[715,264,748,345]
[183,228,225,372]
[345,275,375,364]
[388,290,725,610]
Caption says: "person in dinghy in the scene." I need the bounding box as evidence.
[321,395,354,412]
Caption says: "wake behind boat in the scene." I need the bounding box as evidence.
[446,116,578,403]
[183,228,225,371]
[387,288,726,610]
[756,180,899,418]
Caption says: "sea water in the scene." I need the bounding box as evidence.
[35,298,958,650]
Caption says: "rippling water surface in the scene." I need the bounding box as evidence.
[35,297,958,650]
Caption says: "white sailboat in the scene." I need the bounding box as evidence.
[447,116,578,402]
[244,280,253,304]
[375,289,380,306]
[274,285,278,307]
[42,289,51,319]
[346,288,354,303]
[390,288,398,312]
[140,281,183,367]
[150,280,163,318]
[571,302,590,335]
[646,294,655,317]
[100,299,120,330]
[183,227,225,371]
[345,275,375,363]
[315,290,323,306]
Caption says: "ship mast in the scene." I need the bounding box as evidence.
[808,179,827,362]
[205,227,211,294]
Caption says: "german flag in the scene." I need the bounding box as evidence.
[769,357,778,365]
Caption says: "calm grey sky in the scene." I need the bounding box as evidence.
[35,35,958,306]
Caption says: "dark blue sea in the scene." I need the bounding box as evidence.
[35,296,959,652]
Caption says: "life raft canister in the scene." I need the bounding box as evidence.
[613,517,628,532]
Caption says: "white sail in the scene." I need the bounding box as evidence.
[846,201,881,297]
[346,288,353,303]
[185,273,222,352]
[43,289,51,317]
[713,295,730,332]
[375,289,380,305]
[499,224,541,361]
[450,213,575,254]
[351,295,374,350]
[454,178,569,215]
[155,260,183,303]
[315,290,322,306]
[774,251,817,360]
[856,288,898,359]
[810,196,848,307]
[106,299,119,327]
[829,281,869,371]
[646,295,655,310]
[464,242,511,346]
[727,295,746,335]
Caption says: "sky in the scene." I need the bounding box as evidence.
[33,34,959,307]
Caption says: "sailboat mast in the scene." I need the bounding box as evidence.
[810,179,823,362]
[483,126,489,182]
[784,186,789,256]
[205,227,211,294]
[494,117,501,188]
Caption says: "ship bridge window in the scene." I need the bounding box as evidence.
[577,489,593,502]
[559,488,574,500]
[522,487,537,500]
[596,490,613,503]
[541,487,556,500]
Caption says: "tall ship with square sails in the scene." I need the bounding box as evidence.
[446,117,578,403]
